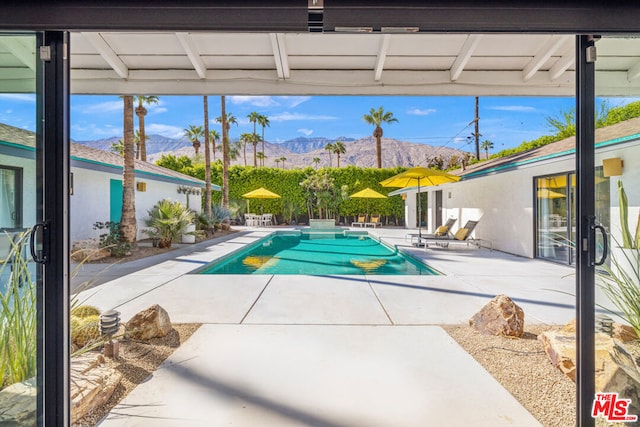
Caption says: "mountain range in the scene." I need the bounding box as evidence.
[74,134,469,169]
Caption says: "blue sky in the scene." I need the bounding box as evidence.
[1,94,635,153]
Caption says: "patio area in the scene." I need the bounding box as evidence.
[73,227,576,426]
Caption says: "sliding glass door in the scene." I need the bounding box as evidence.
[0,33,41,426]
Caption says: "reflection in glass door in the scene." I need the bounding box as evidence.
[536,170,609,265]
[536,172,574,264]
[0,34,41,425]
[594,36,640,422]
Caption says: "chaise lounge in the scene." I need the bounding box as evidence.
[406,217,457,245]
[365,214,382,228]
[352,214,367,227]
[419,220,492,250]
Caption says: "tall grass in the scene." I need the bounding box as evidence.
[0,230,36,390]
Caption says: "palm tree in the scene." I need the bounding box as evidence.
[257,151,266,167]
[312,157,321,169]
[134,130,148,160]
[324,142,334,167]
[480,139,494,159]
[134,95,159,162]
[279,156,287,169]
[248,111,261,164]
[362,106,398,168]
[333,141,346,167]
[250,133,261,166]
[209,129,220,161]
[239,132,252,166]
[110,139,124,156]
[275,158,281,168]
[219,97,229,209]
[119,95,137,243]
[203,95,212,219]
[257,114,270,160]
[184,124,204,156]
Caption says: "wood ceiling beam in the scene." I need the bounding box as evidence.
[374,34,390,81]
[175,32,207,79]
[81,32,129,79]
[0,36,35,71]
[450,34,482,82]
[523,35,571,82]
[270,33,290,79]
[550,47,575,81]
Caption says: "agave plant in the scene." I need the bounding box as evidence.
[618,180,640,249]
[597,180,640,337]
[144,199,195,248]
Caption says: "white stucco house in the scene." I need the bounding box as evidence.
[395,116,640,266]
[0,123,214,244]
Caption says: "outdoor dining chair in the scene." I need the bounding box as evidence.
[244,213,260,227]
[261,213,274,227]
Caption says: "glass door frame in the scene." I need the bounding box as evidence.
[37,31,70,426]
[6,3,640,427]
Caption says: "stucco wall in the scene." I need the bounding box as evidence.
[438,155,575,258]
[70,164,202,243]
[401,140,640,258]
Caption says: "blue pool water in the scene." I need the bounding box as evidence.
[198,231,439,275]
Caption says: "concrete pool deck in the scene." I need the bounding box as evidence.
[74,226,576,426]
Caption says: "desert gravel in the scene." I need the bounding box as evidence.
[444,324,576,427]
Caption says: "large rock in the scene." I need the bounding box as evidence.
[70,353,122,424]
[125,304,172,340]
[469,294,525,337]
[539,320,640,413]
[0,378,36,426]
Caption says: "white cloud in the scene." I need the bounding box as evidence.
[488,105,537,112]
[270,112,337,122]
[71,123,120,140]
[297,128,314,136]
[0,94,35,103]
[78,100,123,115]
[407,108,436,116]
[146,124,185,139]
[280,96,311,108]
[229,96,278,107]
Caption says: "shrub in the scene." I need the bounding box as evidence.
[70,314,101,348]
[71,305,101,318]
[0,231,36,390]
[92,221,132,257]
[144,199,195,248]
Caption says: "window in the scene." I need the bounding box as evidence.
[0,165,22,229]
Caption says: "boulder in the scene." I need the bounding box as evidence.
[0,379,36,426]
[539,322,640,413]
[469,294,525,337]
[125,304,172,340]
[70,353,122,424]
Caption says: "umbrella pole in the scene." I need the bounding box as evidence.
[418,178,422,239]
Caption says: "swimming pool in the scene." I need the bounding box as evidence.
[198,231,439,275]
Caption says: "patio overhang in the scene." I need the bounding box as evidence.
[2,31,640,96]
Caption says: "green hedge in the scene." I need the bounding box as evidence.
[156,155,407,224]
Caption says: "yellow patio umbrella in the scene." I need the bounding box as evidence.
[349,187,387,217]
[242,187,281,213]
[537,188,566,199]
[380,166,461,239]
